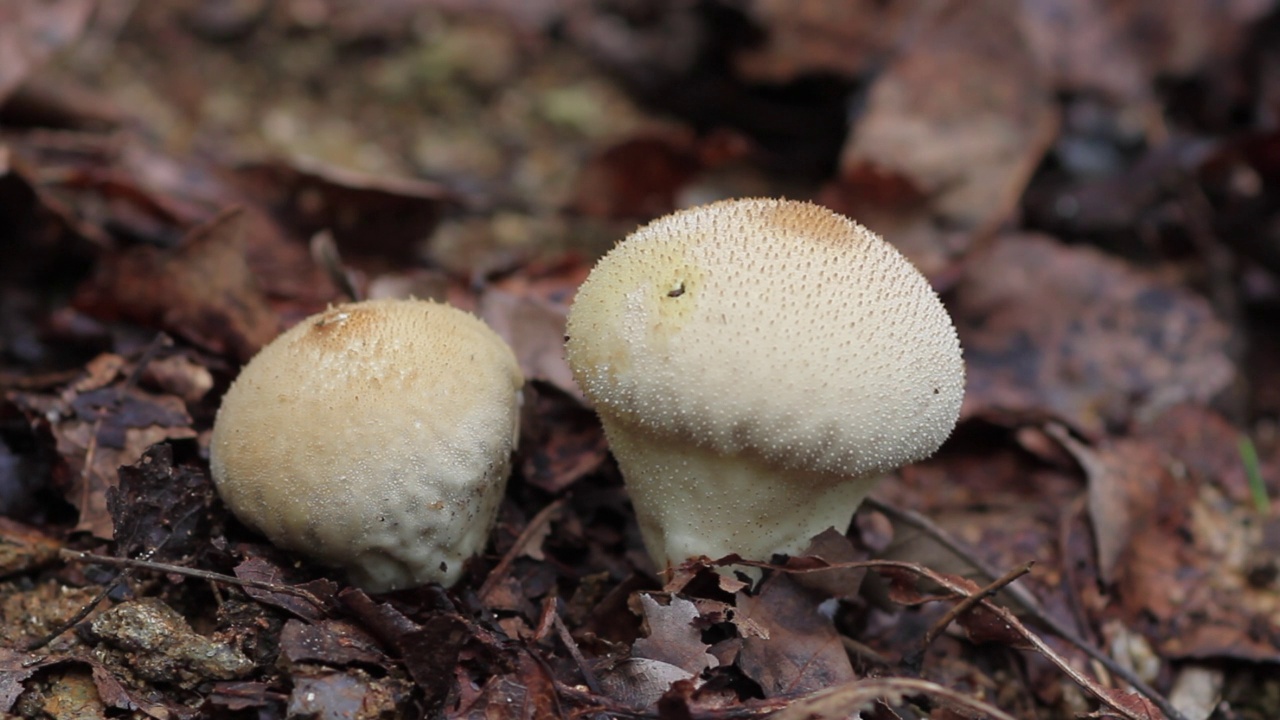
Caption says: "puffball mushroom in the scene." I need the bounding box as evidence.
[564,198,964,572]
[210,298,522,592]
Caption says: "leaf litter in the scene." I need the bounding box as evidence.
[2,1,1280,719]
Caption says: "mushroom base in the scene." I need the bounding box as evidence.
[603,423,882,574]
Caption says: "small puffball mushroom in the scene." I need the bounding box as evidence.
[210,298,522,592]
[564,198,964,572]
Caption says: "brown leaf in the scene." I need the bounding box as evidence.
[138,353,213,404]
[832,0,1056,265]
[452,650,560,720]
[955,234,1235,434]
[956,604,1033,650]
[597,657,698,712]
[1047,429,1175,584]
[735,574,855,697]
[1138,404,1270,505]
[278,619,387,669]
[73,207,280,362]
[56,413,196,539]
[632,594,717,676]
[517,382,607,494]
[789,529,868,601]
[570,132,704,220]
[1043,427,1280,663]
[480,289,576,396]
[0,0,95,105]
[1020,0,1270,101]
[109,441,216,564]
[287,671,410,718]
[732,0,909,82]
[8,379,199,535]
[0,647,48,711]
[208,681,282,712]
[234,556,337,623]
[234,157,457,269]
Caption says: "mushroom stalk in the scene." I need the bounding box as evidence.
[604,414,881,570]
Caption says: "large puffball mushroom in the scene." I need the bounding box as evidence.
[564,198,964,572]
[210,298,522,592]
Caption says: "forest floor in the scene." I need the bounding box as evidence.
[2,2,1280,719]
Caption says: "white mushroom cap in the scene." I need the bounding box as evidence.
[564,198,963,571]
[210,298,522,592]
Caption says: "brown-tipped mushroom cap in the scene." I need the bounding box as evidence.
[564,198,964,571]
[210,298,522,592]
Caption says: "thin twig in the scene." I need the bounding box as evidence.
[860,498,1188,720]
[56,549,327,603]
[119,333,173,400]
[913,561,1034,665]
[311,230,362,302]
[24,568,129,651]
[723,555,1173,720]
[552,604,602,695]
[840,635,894,669]
[770,676,1023,720]
[864,497,1053,618]
[478,498,566,601]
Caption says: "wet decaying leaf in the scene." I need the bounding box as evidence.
[452,650,560,720]
[279,618,389,668]
[287,669,413,719]
[3,2,1280,719]
[109,441,216,564]
[1,649,191,720]
[517,381,607,494]
[233,556,339,623]
[6,356,199,538]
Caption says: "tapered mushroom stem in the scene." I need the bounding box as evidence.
[603,415,882,571]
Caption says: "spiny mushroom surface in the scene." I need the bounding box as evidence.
[564,198,964,572]
[210,298,522,592]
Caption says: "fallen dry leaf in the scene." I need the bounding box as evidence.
[731,0,910,83]
[632,593,717,675]
[0,0,95,105]
[1047,428,1172,585]
[1020,0,1273,103]
[73,208,280,362]
[736,574,856,697]
[955,233,1235,434]
[829,0,1057,277]
[7,379,197,539]
[234,157,457,269]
